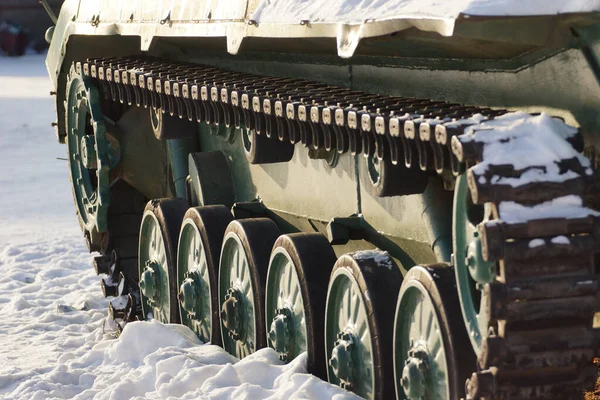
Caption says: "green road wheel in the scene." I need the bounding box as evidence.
[177,205,233,344]
[265,233,336,379]
[219,218,280,359]
[325,252,402,399]
[394,265,475,400]
[453,174,495,357]
[138,198,188,323]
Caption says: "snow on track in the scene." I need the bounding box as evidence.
[0,55,358,400]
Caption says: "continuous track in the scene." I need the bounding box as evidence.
[75,56,510,177]
[75,56,600,399]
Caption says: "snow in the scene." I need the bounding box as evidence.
[528,238,545,248]
[0,55,359,400]
[529,235,571,248]
[252,0,600,25]
[551,235,570,245]
[352,250,393,270]
[453,113,599,226]
[497,195,600,224]
[459,112,591,187]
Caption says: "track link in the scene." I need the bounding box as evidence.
[74,56,516,179]
[452,116,600,399]
[74,56,600,398]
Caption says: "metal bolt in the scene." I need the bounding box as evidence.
[80,135,97,169]
[221,289,244,341]
[329,332,355,387]
[268,308,293,359]
[139,261,160,301]
[401,348,430,400]
[179,276,201,315]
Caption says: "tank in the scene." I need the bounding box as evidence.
[45,1,600,399]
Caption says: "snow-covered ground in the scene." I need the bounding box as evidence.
[0,55,358,400]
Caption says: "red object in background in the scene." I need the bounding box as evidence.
[0,24,28,56]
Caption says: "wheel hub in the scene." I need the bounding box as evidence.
[221,288,245,341]
[178,271,203,316]
[268,307,293,361]
[466,232,495,285]
[139,261,161,303]
[80,135,97,169]
[329,332,356,390]
[401,348,430,400]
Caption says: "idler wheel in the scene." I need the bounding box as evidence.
[452,174,495,357]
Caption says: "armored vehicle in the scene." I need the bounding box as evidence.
[45,1,600,398]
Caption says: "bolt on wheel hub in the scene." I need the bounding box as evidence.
[268,307,293,361]
[221,288,245,341]
[329,332,356,390]
[139,261,161,302]
[178,271,203,316]
[401,347,430,400]
[80,135,97,169]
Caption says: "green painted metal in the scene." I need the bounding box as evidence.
[219,231,257,359]
[197,125,434,260]
[166,137,196,199]
[65,69,111,238]
[138,210,172,323]
[265,248,307,362]
[466,235,495,285]
[111,106,170,200]
[452,175,491,358]
[330,332,356,386]
[325,268,374,398]
[177,218,212,342]
[241,126,253,154]
[394,275,450,399]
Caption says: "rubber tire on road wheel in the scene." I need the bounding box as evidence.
[177,205,233,345]
[140,198,189,323]
[219,218,280,357]
[265,233,337,379]
[325,252,403,399]
[394,264,475,400]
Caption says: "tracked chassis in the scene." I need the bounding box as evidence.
[46,2,600,399]
[64,54,600,399]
